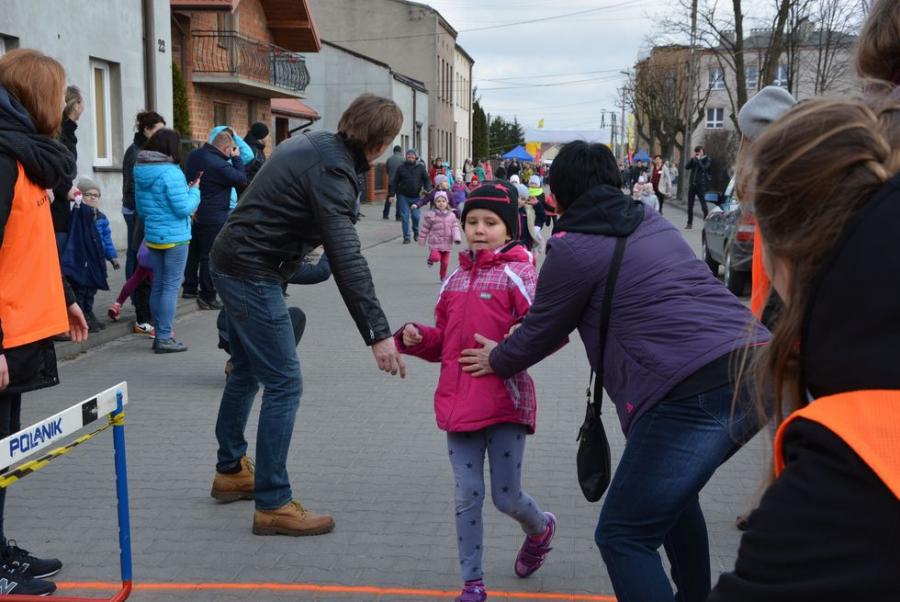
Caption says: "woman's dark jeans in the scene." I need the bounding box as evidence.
[595,383,760,602]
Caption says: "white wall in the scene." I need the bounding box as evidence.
[452,47,473,170]
[0,0,173,248]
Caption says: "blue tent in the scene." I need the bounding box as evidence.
[633,149,651,162]
[501,145,534,161]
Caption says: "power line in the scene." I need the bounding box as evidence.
[328,1,640,44]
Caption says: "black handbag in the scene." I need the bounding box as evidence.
[577,237,626,503]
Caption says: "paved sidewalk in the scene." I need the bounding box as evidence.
[6,208,765,601]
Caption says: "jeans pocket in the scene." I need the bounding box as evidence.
[697,385,759,443]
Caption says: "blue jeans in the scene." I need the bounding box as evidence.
[397,194,420,241]
[595,384,760,602]
[124,212,137,278]
[147,244,189,340]
[211,267,303,511]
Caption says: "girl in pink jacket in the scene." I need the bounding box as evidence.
[396,183,556,602]
[419,191,462,281]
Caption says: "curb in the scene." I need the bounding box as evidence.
[55,228,402,362]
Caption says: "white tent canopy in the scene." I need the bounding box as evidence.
[524,128,612,145]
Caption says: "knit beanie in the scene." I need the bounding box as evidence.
[528,174,541,188]
[435,174,449,187]
[434,190,449,204]
[249,122,269,139]
[738,86,797,142]
[461,181,519,239]
[509,174,521,184]
[514,183,530,199]
[406,148,418,158]
[77,177,100,195]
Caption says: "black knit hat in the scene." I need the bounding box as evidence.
[249,122,269,139]
[461,180,519,239]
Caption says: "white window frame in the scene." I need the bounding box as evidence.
[745,65,758,90]
[90,61,113,167]
[708,67,725,90]
[773,63,789,88]
[706,107,724,129]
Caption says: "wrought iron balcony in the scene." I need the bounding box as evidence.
[191,30,310,98]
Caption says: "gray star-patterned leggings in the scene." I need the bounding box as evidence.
[447,423,549,582]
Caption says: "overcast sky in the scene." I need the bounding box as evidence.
[426,0,655,131]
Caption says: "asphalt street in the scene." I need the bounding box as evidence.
[5,203,765,601]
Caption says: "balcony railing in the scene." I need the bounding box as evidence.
[191,30,310,94]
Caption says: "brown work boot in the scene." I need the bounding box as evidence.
[252,500,335,536]
[210,456,255,502]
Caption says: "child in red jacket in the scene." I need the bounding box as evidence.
[396,183,555,602]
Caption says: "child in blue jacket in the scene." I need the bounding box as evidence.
[61,178,119,332]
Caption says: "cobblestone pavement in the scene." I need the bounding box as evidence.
[6,206,765,601]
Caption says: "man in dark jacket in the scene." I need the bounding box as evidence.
[183,129,247,309]
[382,145,404,220]
[50,85,83,256]
[207,93,406,538]
[242,122,269,184]
[389,148,430,243]
[685,145,711,229]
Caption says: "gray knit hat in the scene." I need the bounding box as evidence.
[738,86,797,142]
[76,177,101,195]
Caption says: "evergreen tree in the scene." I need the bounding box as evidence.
[172,61,191,139]
[472,96,489,160]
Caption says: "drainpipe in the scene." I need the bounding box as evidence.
[142,0,156,110]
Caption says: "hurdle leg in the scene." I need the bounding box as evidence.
[109,391,133,602]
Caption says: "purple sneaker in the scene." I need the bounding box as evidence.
[515,512,556,578]
[455,582,487,602]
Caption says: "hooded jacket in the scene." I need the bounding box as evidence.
[184,142,247,225]
[210,131,392,345]
[489,185,768,435]
[133,151,200,245]
[61,203,111,290]
[0,83,76,391]
[392,159,431,198]
[419,207,461,252]
[396,244,540,433]
[710,172,900,602]
[122,131,147,212]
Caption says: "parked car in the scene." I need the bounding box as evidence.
[701,176,755,296]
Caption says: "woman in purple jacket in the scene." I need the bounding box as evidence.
[460,141,768,602]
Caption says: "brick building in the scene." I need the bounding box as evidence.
[170,0,320,149]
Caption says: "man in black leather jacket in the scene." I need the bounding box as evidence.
[208,93,406,537]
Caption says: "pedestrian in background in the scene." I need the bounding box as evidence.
[122,110,165,336]
[418,190,461,281]
[183,128,247,310]
[50,84,82,256]
[397,183,557,602]
[208,92,406,538]
[390,147,431,243]
[460,141,767,602]
[650,154,674,215]
[0,47,88,598]
[134,127,201,353]
[242,122,269,184]
[685,145,711,229]
[61,178,120,333]
[709,97,900,602]
[383,144,404,220]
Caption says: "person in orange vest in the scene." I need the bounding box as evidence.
[736,86,797,326]
[709,98,900,601]
[0,48,89,597]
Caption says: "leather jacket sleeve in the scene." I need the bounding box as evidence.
[308,167,392,345]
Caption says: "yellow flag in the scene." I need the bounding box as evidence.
[537,118,544,128]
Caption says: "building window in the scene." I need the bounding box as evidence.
[213,102,230,126]
[706,107,725,129]
[745,66,759,90]
[773,63,789,87]
[708,67,725,90]
[0,34,20,56]
[90,62,113,166]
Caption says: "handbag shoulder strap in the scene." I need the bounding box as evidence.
[591,236,627,409]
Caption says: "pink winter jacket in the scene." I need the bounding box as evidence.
[419,208,462,252]
[395,244,539,433]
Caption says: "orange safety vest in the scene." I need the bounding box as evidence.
[750,228,769,320]
[774,390,900,500]
[0,162,68,349]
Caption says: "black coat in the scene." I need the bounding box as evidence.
[50,116,78,233]
[242,134,267,183]
[390,160,431,198]
[121,131,147,212]
[686,155,711,191]
[211,131,392,345]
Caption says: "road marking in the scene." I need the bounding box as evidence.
[57,582,616,600]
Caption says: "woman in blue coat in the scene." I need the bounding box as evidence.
[134,128,200,353]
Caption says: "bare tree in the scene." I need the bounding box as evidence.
[808,0,860,94]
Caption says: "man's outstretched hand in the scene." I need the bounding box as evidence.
[459,333,497,377]
[372,337,407,378]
